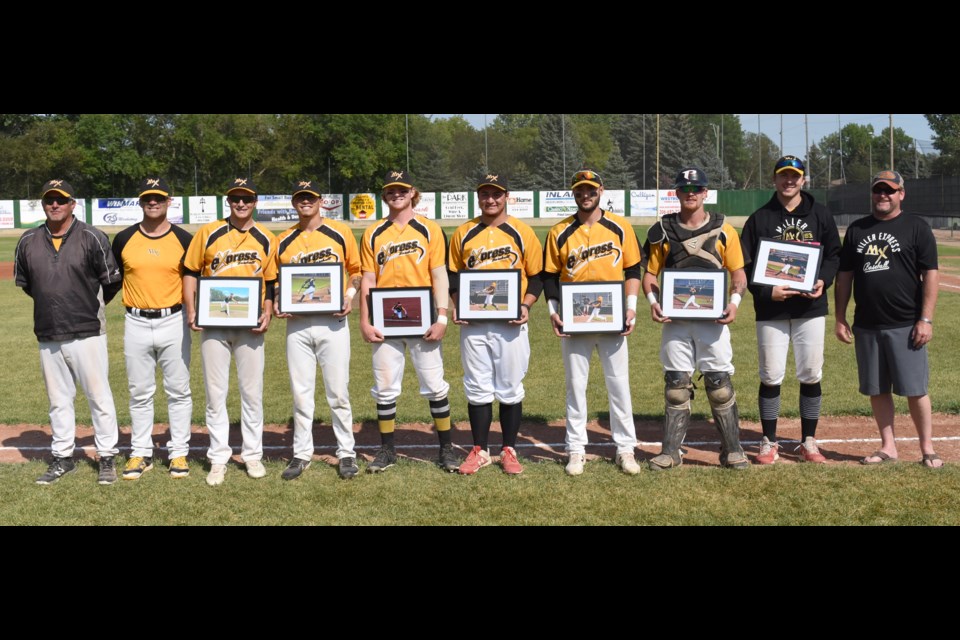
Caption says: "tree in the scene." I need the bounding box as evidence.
[740,132,781,189]
[926,114,960,176]
[657,114,699,188]
[533,114,583,190]
[603,139,635,189]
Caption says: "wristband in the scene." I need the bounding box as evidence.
[548,299,558,315]
[730,293,742,308]
[521,303,531,311]
[647,292,659,306]
[626,295,638,312]
[920,317,933,325]
[345,287,357,299]
[437,315,448,325]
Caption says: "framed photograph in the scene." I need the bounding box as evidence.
[559,281,625,334]
[196,277,263,328]
[457,269,521,321]
[751,238,823,293]
[278,263,343,314]
[660,269,728,319]
[371,287,434,338]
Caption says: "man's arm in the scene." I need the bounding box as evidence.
[834,270,854,343]
[912,269,939,348]
[183,274,200,331]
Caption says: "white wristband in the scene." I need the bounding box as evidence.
[730,293,742,308]
[626,294,638,312]
[547,299,558,316]
[345,287,357,300]
[437,314,448,325]
[647,292,659,306]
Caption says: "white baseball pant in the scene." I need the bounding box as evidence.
[38,334,119,458]
[286,315,356,460]
[124,312,192,459]
[370,338,449,405]
[561,334,637,455]
[460,322,529,405]
[484,294,495,307]
[660,320,735,374]
[756,316,825,386]
[200,328,264,465]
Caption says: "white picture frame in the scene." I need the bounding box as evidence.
[278,263,344,314]
[559,281,625,334]
[751,238,823,293]
[660,269,728,319]
[370,287,434,338]
[196,277,262,328]
[456,269,521,321]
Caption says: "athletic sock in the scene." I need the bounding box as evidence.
[800,383,823,440]
[468,403,493,449]
[430,397,451,433]
[499,402,522,449]
[377,402,396,435]
[759,383,781,441]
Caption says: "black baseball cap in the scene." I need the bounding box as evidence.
[138,177,171,198]
[292,179,322,197]
[477,173,509,192]
[41,179,76,199]
[226,177,257,195]
[674,167,709,188]
[571,169,602,189]
[774,155,805,176]
[383,170,414,189]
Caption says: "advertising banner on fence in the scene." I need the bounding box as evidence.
[19,199,87,227]
[0,200,13,229]
[189,196,219,224]
[319,194,344,221]
[600,189,626,215]
[473,191,534,218]
[91,197,184,226]
[441,192,469,219]
[349,193,377,222]
[251,194,298,223]
[630,190,658,217]
[539,191,578,218]
[414,192,437,218]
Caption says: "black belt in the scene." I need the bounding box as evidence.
[126,304,183,319]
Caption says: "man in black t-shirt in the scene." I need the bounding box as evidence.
[835,170,942,468]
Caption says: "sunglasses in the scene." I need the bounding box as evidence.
[677,186,706,194]
[227,195,256,204]
[140,194,169,203]
[42,196,72,206]
[571,170,601,186]
[776,157,805,172]
[872,186,899,195]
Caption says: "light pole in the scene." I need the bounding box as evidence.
[484,113,488,172]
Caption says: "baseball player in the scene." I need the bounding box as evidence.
[15,179,123,485]
[221,292,237,315]
[682,286,701,309]
[543,169,643,476]
[111,177,193,480]
[392,302,407,320]
[740,155,841,464]
[274,179,362,480]
[642,167,749,470]
[589,295,604,321]
[449,173,543,475]
[182,177,277,486]
[777,258,793,277]
[358,170,457,473]
[481,281,499,310]
[298,277,317,302]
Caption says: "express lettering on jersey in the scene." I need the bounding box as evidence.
[565,241,621,273]
[774,217,813,242]
[466,244,519,269]
[855,232,901,273]
[292,248,336,264]
[210,250,261,273]
[376,240,425,266]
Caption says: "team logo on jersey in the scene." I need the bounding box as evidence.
[775,217,814,242]
[855,232,901,273]
[565,241,621,274]
[466,244,519,269]
[377,240,425,266]
[148,248,160,257]
[291,248,337,264]
[211,249,262,274]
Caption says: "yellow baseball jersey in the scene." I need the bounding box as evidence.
[276,218,361,295]
[360,215,446,287]
[448,216,543,298]
[644,216,745,277]
[544,210,642,282]
[183,219,278,299]
[112,224,193,309]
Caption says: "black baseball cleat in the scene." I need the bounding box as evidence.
[438,444,460,472]
[98,456,118,485]
[281,458,311,481]
[36,456,77,485]
[338,457,359,479]
[366,446,397,473]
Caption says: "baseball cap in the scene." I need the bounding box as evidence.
[477,173,509,191]
[871,169,905,191]
[41,179,76,199]
[674,167,709,188]
[292,179,321,197]
[226,177,257,195]
[775,155,806,176]
[138,177,171,198]
[571,169,603,189]
[383,170,414,189]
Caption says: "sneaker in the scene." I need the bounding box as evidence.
[169,456,190,478]
[338,457,359,479]
[123,456,153,480]
[500,446,523,475]
[367,446,397,473]
[246,460,267,479]
[566,453,586,476]
[796,437,827,464]
[616,452,642,475]
[36,456,76,485]
[438,444,460,472]
[98,456,118,485]
[720,450,750,470]
[756,437,780,465]
[282,458,311,481]
[459,446,492,475]
[206,463,227,486]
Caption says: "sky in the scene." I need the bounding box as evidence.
[434,114,937,157]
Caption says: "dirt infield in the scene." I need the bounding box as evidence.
[0,262,11,280]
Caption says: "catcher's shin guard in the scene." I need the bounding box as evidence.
[704,371,748,469]
[649,371,693,470]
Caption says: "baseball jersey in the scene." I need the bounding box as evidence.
[183,219,278,300]
[448,216,543,298]
[112,224,193,309]
[643,213,744,276]
[276,218,362,295]
[544,210,642,282]
[360,215,447,287]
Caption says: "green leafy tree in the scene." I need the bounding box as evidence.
[926,114,960,176]
[603,139,636,189]
[533,114,583,190]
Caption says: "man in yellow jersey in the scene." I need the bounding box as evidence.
[16,179,123,485]
[449,173,542,475]
[112,177,193,480]
[183,177,277,486]
[543,169,643,476]
[275,179,363,480]
[642,167,749,470]
[358,170,457,473]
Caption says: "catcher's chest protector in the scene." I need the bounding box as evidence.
[661,212,725,270]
